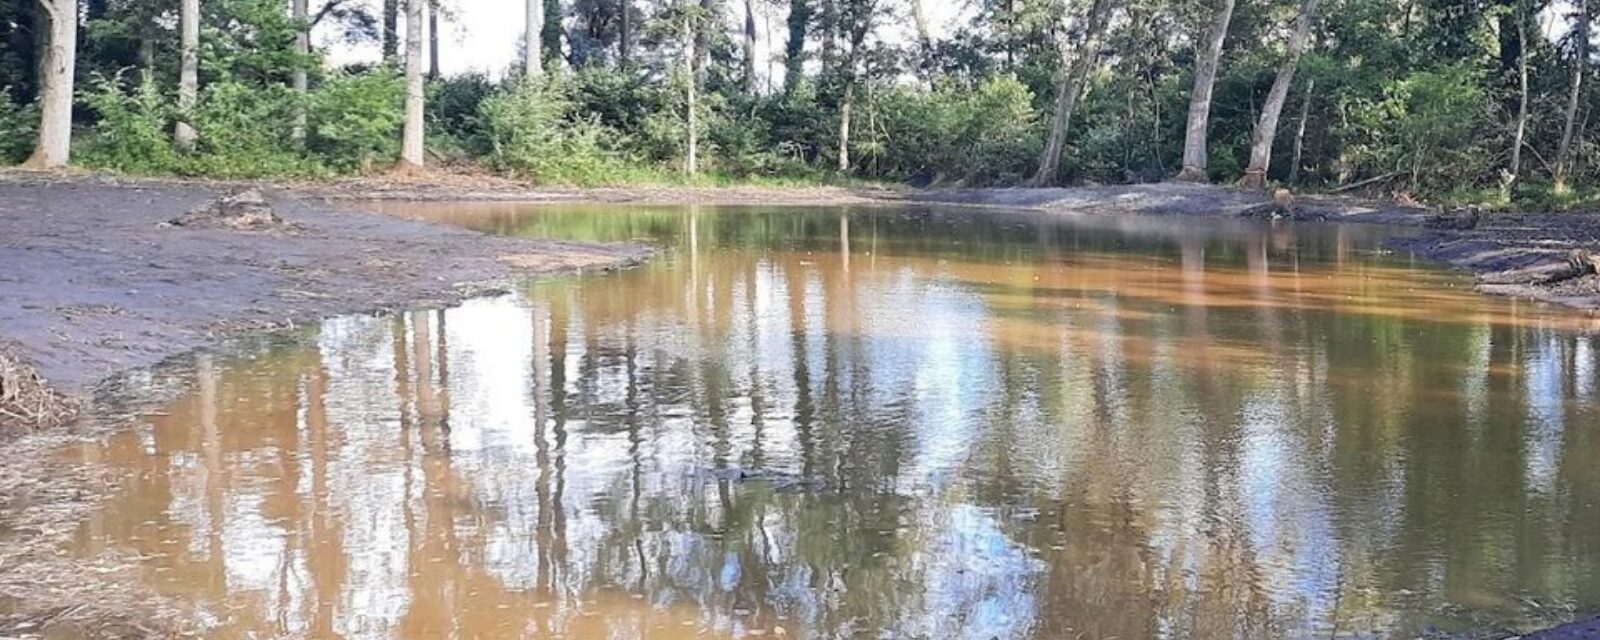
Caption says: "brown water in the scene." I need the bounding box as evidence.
[63,204,1600,639]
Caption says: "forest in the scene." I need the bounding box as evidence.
[0,0,1595,207]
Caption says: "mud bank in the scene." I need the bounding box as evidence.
[909,183,1600,313]
[0,174,651,434]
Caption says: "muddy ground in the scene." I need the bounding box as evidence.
[0,173,652,434]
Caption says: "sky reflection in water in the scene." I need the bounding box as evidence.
[67,205,1600,639]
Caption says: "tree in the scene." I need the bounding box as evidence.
[1030,0,1115,187]
[292,0,310,142]
[1239,0,1321,189]
[25,0,76,169]
[1176,0,1237,181]
[1555,0,1590,192]
[384,0,399,62]
[620,0,633,65]
[176,0,201,152]
[784,0,811,94]
[401,0,427,169]
[744,0,759,92]
[836,0,883,172]
[526,0,544,79]
[1504,0,1531,192]
[429,0,440,80]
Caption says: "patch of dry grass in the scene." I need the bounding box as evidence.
[0,345,80,432]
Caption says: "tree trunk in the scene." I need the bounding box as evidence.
[619,0,631,66]
[1240,0,1319,189]
[1288,78,1312,184]
[383,0,399,62]
[525,0,544,79]
[1029,0,1114,187]
[428,1,439,80]
[744,0,758,93]
[1507,2,1529,192]
[783,0,810,94]
[176,0,200,152]
[837,78,854,172]
[25,0,75,169]
[909,0,931,82]
[400,0,426,169]
[1555,0,1589,191]
[696,0,716,85]
[683,7,698,175]
[292,0,309,143]
[1176,0,1237,182]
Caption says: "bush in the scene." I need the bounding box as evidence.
[478,79,637,185]
[0,87,36,164]
[186,80,311,177]
[868,75,1042,185]
[426,73,494,155]
[74,74,182,173]
[310,70,404,172]
[1345,64,1490,194]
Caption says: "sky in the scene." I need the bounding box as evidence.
[318,0,973,83]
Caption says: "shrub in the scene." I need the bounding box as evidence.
[74,73,182,173]
[478,79,635,185]
[1345,64,1490,194]
[310,70,404,172]
[0,87,36,164]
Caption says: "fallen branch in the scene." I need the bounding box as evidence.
[1539,250,1600,287]
[1329,172,1400,194]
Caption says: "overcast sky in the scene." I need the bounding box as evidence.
[319,0,974,83]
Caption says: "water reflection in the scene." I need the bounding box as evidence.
[68,205,1600,638]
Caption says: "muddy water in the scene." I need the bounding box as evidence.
[63,204,1600,639]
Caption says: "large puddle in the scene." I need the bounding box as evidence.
[61,204,1600,638]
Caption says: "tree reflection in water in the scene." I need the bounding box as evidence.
[70,205,1600,638]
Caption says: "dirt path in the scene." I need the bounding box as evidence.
[0,174,651,433]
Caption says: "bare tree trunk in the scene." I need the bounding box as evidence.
[1240,0,1319,189]
[292,0,309,143]
[838,79,854,172]
[696,0,717,84]
[683,8,698,175]
[383,0,399,62]
[400,0,426,169]
[909,0,932,82]
[619,0,632,66]
[1288,78,1312,184]
[1556,0,1589,191]
[25,0,75,169]
[525,0,544,79]
[1176,0,1237,182]
[1507,2,1529,192]
[428,1,439,80]
[176,0,200,152]
[1029,0,1114,187]
[744,0,758,92]
[783,0,809,94]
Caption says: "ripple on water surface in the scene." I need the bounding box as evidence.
[63,204,1600,638]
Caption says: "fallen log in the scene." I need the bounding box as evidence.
[1539,250,1600,287]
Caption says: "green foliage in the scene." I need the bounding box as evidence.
[310,71,404,172]
[75,74,183,173]
[0,87,37,164]
[1346,64,1491,192]
[868,76,1042,186]
[478,79,639,186]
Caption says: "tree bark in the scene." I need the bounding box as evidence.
[176,0,200,152]
[1029,0,1114,187]
[1240,0,1319,189]
[684,11,699,175]
[525,0,544,79]
[1176,0,1237,182]
[837,79,854,171]
[744,0,758,92]
[783,0,810,94]
[292,0,309,143]
[1507,2,1529,191]
[383,0,399,62]
[1556,0,1589,191]
[909,0,931,82]
[25,0,75,169]
[428,1,439,80]
[619,0,632,66]
[400,0,426,169]
[695,0,717,85]
[1288,78,1312,184]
